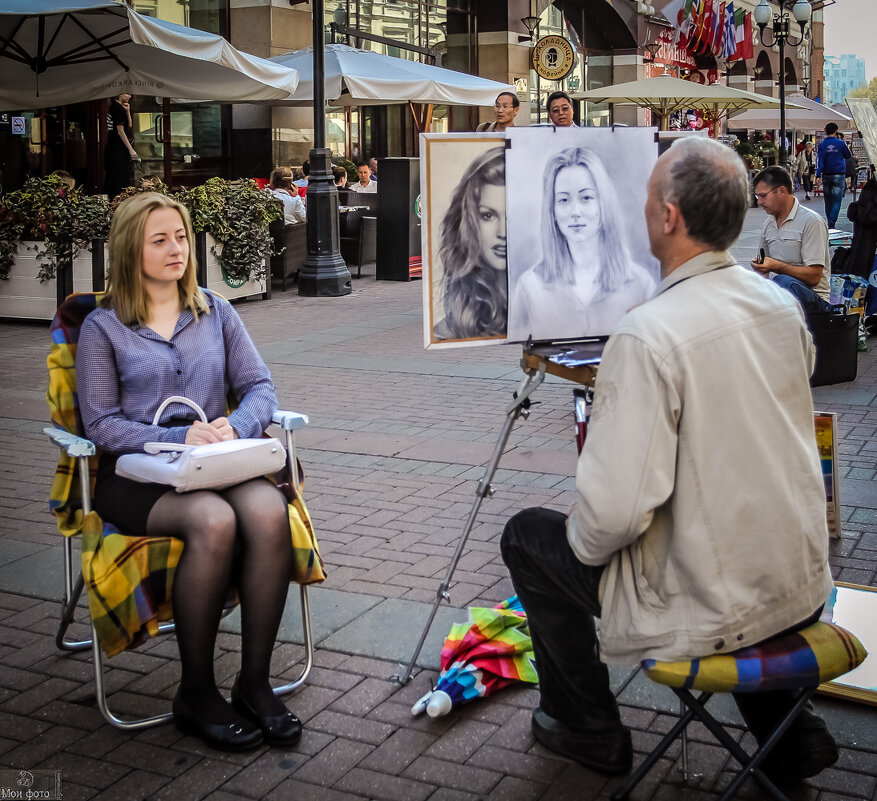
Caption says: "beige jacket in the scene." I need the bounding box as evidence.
[567,250,833,664]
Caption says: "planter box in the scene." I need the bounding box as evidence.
[196,232,269,302]
[0,240,108,321]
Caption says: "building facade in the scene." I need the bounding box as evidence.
[1,0,823,193]
[824,53,866,106]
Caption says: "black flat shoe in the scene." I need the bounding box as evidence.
[531,706,632,776]
[173,692,263,752]
[230,682,303,747]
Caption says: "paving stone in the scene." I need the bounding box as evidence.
[328,677,399,716]
[335,766,435,801]
[104,739,201,778]
[308,709,394,745]
[402,755,502,795]
[359,728,439,774]
[219,751,309,799]
[423,719,499,762]
[264,779,367,801]
[292,737,372,787]
[148,758,244,801]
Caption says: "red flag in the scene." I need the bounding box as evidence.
[741,11,753,60]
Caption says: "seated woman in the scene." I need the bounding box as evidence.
[434,147,507,340]
[76,192,302,752]
[268,167,307,224]
[509,146,655,341]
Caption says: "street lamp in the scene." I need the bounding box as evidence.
[298,0,352,297]
[753,0,811,169]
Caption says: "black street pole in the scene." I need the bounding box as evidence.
[298,0,351,297]
[777,16,788,170]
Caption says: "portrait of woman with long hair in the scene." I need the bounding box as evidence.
[508,145,655,341]
[433,147,508,340]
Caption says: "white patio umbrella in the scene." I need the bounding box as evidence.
[576,75,802,128]
[728,94,852,131]
[270,44,513,108]
[0,0,298,111]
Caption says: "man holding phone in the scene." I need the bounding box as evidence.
[749,166,831,315]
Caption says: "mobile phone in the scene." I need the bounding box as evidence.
[756,248,765,264]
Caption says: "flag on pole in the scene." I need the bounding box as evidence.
[741,10,754,60]
[712,2,726,57]
[732,6,745,59]
[722,2,736,59]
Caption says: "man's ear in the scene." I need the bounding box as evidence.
[664,200,681,235]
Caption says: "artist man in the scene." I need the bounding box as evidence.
[750,165,831,315]
[477,92,519,132]
[501,137,835,782]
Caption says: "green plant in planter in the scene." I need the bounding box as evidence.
[175,178,281,286]
[0,176,111,283]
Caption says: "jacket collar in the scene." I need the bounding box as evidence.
[656,249,736,296]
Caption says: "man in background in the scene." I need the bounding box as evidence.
[815,122,852,228]
[750,165,831,315]
[368,157,379,182]
[477,92,519,132]
[349,163,377,194]
[546,91,576,127]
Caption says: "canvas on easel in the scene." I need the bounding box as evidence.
[505,126,660,342]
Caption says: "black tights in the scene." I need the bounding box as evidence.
[146,479,293,723]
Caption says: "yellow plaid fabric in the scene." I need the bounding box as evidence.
[643,621,866,694]
[48,293,325,657]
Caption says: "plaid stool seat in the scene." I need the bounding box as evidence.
[643,621,866,694]
[612,621,867,801]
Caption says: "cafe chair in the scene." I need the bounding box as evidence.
[46,292,325,730]
[340,215,377,278]
[610,620,866,801]
[269,218,308,291]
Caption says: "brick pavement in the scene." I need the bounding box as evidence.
[0,198,875,800]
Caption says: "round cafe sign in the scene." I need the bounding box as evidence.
[531,35,575,82]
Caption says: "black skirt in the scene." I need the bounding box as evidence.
[94,453,173,538]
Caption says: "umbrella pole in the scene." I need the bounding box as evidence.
[298,0,352,297]
[394,366,546,684]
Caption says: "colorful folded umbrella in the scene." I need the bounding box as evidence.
[411,596,538,717]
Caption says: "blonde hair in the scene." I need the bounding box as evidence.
[102,193,207,326]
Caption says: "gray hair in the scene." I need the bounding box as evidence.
[662,137,749,251]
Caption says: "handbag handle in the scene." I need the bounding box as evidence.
[151,395,208,426]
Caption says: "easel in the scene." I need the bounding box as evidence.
[394,340,603,684]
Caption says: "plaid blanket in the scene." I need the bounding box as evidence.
[643,621,866,694]
[47,293,325,658]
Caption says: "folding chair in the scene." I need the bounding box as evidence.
[611,620,866,801]
[46,292,325,730]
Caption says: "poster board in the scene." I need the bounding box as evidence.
[820,583,877,706]
[814,411,841,538]
[846,98,877,168]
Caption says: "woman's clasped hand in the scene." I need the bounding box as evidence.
[76,192,302,751]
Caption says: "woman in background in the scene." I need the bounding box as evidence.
[434,147,507,340]
[104,93,139,198]
[269,167,306,224]
[510,146,655,341]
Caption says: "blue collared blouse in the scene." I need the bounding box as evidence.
[76,290,277,454]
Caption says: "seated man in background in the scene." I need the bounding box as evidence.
[502,137,836,784]
[268,167,306,224]
[368,157,379,181]
[349,163,377,194]
[750,166,831,315]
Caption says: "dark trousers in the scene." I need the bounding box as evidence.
[500,507,821,740]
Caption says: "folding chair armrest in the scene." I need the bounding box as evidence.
[272,410,309,431]
[44,427,97,458]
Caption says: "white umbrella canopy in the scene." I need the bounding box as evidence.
[0,0,298,111]
[728,94,852,131]
[270,43,512,107]
[577,75,802,120]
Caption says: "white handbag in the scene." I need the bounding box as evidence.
[115,396,286,493]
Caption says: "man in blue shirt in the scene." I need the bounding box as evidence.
[815,122,852,228]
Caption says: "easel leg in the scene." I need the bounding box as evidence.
[393,367,546,684]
